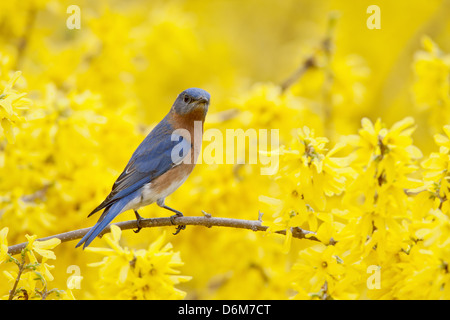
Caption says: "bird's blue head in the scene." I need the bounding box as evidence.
[172,88,211,117]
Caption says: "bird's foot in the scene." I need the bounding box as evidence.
[133,210,144,233]
[170,212,186,235]
[157,199,186,235]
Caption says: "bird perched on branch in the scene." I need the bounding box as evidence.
[76,88,210,249]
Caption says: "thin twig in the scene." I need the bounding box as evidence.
[280,55,316,93]
[280,12,339,93]
[15,6,37,70]
[8,260,25,300]
[7,215,320,256]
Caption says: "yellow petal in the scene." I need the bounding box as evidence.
[33,237,61,250]
[390,117,414,133]
[434,133,449,146]
[406,145,423,159]
[109,225,122,243]
[443,125,450,139]
[118,264,130,283]
[1,118,15,143]
[0,227,9,264]
[361,117,374,134]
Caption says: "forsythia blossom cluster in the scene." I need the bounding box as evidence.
[262,126,352,252]
[87,226,190,300]
[0,69,30,143]
[0,227,72,299]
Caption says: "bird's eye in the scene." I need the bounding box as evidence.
[183,95,191,103]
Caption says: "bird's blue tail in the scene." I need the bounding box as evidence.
[76,190,139,249]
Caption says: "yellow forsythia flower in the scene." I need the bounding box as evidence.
[262,126,353,251]
[2,234,62,299]
[0,227,9,265]
[0,71,31,143]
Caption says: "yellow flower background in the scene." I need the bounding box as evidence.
[1,0,450,299]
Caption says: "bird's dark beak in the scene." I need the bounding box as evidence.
[193,97,209,108]
[197,97,209,104]
[193,97,209,116]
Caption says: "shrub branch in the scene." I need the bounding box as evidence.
[7,213,321,256]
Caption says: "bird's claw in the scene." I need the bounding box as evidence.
[173,224,186,235]
[170,212,186,235]
[133,210,143,233]
[133,224,142,234]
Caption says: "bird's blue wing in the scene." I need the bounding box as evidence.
[76,121,191,249]
[88,119,191,216]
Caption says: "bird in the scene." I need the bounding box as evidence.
[76,88,210,249]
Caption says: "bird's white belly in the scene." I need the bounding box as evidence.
[122,176,188,212]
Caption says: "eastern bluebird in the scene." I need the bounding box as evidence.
[76,88,210,249]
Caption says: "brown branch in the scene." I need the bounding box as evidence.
[280,55,317,93]
[280,11,338,93]
[7,214,321,256]
[8,260,26,300]
[15,6,37,70]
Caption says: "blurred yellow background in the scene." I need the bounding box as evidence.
[1,0,450,299]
